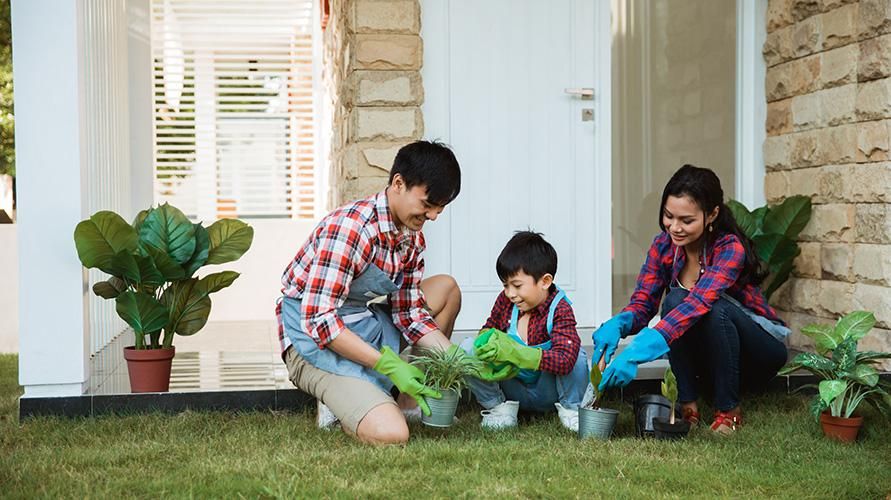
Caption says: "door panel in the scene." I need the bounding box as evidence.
[421,0,611,332]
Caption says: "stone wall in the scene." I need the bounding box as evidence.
[763,0,891,363]
[322,0,424,208]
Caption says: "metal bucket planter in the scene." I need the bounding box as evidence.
[652,416,691,440]
[123,346,175,393]
[578,406,619,440]
[422,388,460,428]
[820,412,863,443]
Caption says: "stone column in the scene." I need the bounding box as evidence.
[764,0,891,364]
[323,0,424,208]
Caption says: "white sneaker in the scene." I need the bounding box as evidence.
[480,400,519,429]
[555,402,579,432]
[317,400,339,430]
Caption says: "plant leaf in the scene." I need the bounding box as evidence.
[198,271,240,294]
[139,203,196,265]
[92,277,127,299]
[115,290,168,336]
[589,361,602,390]
[850,363,879,387]
[727,200,757,239]
[809,395,828,421]
[762,195,812,239]
[182,223,210,277]
[109,250,140,282]
[661,367,678,402]
[800,323,840,355]
[833,338,858,372]
[751,206,768,236]
[818,379,847,407]
[764,258,796,301]
[834,310,876,342]
[133,254,165,288]
[783,352,835,375]
[206,219,254,265]
[142,244,186,281]
[132,209,151,234]
[753,234,799,266]
[74,211,139,273]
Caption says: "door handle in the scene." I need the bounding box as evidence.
[564,88,594,100]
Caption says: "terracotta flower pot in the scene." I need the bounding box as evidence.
[819,411,863,443]
[123,346,175,393]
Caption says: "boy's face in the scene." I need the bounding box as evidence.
[388,175,445,231]
[503,271,553,313]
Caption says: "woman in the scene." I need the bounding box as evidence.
[594,164,789,434]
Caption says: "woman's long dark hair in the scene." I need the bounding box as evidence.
[658,164,765,287]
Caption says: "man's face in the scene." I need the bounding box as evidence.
[389,177,445,231]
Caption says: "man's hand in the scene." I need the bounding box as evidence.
[373,346,441,416]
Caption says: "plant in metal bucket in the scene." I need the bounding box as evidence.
[579,362,619,440]
[410,346,480,427]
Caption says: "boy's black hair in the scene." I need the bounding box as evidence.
[388,140,461,206]
[496,230,558,282]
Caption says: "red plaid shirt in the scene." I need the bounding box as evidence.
[277,190,438,351]
[623,231,785,344]
[482,287,580,376]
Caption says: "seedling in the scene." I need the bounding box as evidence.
[661,367,679,425]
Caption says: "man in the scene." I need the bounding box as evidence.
[277,140,462,445]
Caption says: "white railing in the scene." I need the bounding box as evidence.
[83,1,132,357]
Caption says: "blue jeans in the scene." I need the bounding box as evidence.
[461,340,589,411]
[661,287,788,411]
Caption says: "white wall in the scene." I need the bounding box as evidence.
[205,219,316,321]
[0,225,17,353]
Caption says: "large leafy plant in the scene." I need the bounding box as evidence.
[74,203,254,350]
[726,195,812,300]
[779,311,891,420]
[411,347,480,392]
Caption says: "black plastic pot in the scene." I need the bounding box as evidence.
[652,416,691,440]
[633,394,680,437]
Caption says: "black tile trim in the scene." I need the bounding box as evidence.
[19,373,891,419]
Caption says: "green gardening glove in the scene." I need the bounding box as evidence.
[476,361,520,382]
[476,330,543,371]
[373,346,441,416]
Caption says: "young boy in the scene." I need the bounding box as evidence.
[461,231,589,431]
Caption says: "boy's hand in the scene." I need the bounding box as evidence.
[477,330,542,371]
[476,361,520,382]
[473,328,504,352]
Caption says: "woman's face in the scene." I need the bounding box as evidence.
[662,195,709,248]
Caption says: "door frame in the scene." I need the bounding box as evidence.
[420,0,613,331]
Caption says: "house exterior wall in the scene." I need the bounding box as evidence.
[764,0,891,361]
[323,0,424,208]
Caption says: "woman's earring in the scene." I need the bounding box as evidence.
[709,224,714,233]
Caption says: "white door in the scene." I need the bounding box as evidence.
[421,0,612,333]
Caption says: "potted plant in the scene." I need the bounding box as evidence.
[726,195,812,300]
[779,310,891,443]
[651,367,690,440]
[410,346,480,427]
[73,203,253,393]
[578,362,620,440]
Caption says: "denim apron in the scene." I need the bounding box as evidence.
[671,247,790,342]
[280,263,403,394]
[506,287,571,385]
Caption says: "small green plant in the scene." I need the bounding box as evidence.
[411,347,481,392]
[727,195,812,300]
[586,362,604,409]
[73,203,254,350]
[779,310,891,420]
[661,367,679,425]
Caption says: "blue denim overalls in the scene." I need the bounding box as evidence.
[506,286,571,384]
[280,264,404,394]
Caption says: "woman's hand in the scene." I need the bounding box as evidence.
[592,311,635,366]
[599,327,669,391]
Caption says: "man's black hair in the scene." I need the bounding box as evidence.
[496,230,558,282]
[388,140,461,206]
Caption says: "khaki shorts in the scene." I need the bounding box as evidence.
[283,346,397,433]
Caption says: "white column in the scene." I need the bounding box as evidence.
[13,0,90,397]
[735,0,768,208]
[127,0,154,214]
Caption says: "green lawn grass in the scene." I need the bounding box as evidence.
[1,353,890,498]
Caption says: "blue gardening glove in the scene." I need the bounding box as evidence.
[592,311,635,365]
[599,328,669,391]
